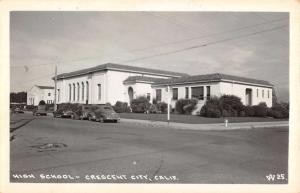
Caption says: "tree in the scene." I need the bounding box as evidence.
[10,92,27,103]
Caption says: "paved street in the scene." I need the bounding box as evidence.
[10,113,288,184]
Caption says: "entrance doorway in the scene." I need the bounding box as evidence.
[245,88,252,106]
[128,87,134,103]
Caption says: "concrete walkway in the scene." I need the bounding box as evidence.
[121,118,289,131]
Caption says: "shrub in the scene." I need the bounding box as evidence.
[113,101,129,113]
[206,107,222,118]
[245,106,255,117]
[148,104,158,113]
[131,96,151,113]
[156,102,168,113]
[152,98,157,105]
[239,110,246,117]
[219,95,244,116]
[175,99,198,114]
[271,102,289,119]
[56,103,80,112]
[200,97,221,117]
[253,102,268,117]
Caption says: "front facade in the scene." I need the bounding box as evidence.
[54,63,273,111]
[27,85,54,106]
[55,63,187,105]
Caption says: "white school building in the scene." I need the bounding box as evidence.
[27,85,55,106]
[54,63,273,111]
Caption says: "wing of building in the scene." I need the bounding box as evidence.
[27,85,54,106]
[53,63,273,111]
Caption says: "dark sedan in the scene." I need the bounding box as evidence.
[88,105,120,123]
[53,109,73,118]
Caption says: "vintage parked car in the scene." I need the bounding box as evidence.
[13,107,25,114]
[33,105,47,116]
[71,104,94,120]
[89,105,120,123]
[53,109,73,118]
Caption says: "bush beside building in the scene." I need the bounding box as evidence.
[200,95,288,119]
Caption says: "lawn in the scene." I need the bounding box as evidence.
[119,113,288,124]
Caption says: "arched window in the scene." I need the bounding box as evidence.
[73,83,76,101]
[77,83,80,101]
[81,82,84,101]
[69,84,71,102]
[86,81,89,104]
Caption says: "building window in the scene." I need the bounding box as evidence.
[98,84,101,100]
[77,83,80,101]
[206,86,211,100]
[48,93,51,96]
[73,83,76,101]
[192,86,204,100]
[257,89,259,98]
[86,81,89,104]
[172,88,178,100]
[81,82,84,101]
[262,90,264,98]
[57,89,60,102]
[146,93,150,101]
[268,90,270,98]
[185,87,189,99]
[69,84,71,102]
[156,89,162,102]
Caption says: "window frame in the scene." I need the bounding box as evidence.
[172,88,178,100]
[191,86,204,100]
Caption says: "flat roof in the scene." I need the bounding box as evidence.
[56,63,189,80]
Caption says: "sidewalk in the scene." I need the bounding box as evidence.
[121,118,289,131]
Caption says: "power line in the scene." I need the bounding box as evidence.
[10,24,288,85]
[10,17,288,69]
[122,25,288,63]
[129,17,288,52]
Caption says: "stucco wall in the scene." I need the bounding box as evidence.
[27,86,54,106]
[219,82,272,107]
[106,70,171,105]
[56,72,103,104]
[57,69,174,105]
[152,82,220,108]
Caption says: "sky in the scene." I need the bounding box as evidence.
[10,11,289,102]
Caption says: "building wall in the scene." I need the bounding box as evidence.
[27,86,54,106]
[219,82,272,107]
[56,72,107,104]
[152,82,272,108]
[57,70,173,105]
[106,70,170,105]
[152,82,221,108]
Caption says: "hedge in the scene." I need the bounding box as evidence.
[113,101,131,113]
[200,95,288,119]
[130,96,151,113]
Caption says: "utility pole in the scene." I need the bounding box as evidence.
[54,64,57,111]
[167,85,171,124]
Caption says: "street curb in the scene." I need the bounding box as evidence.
[10,118,35,132]
[121,118,289,131]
